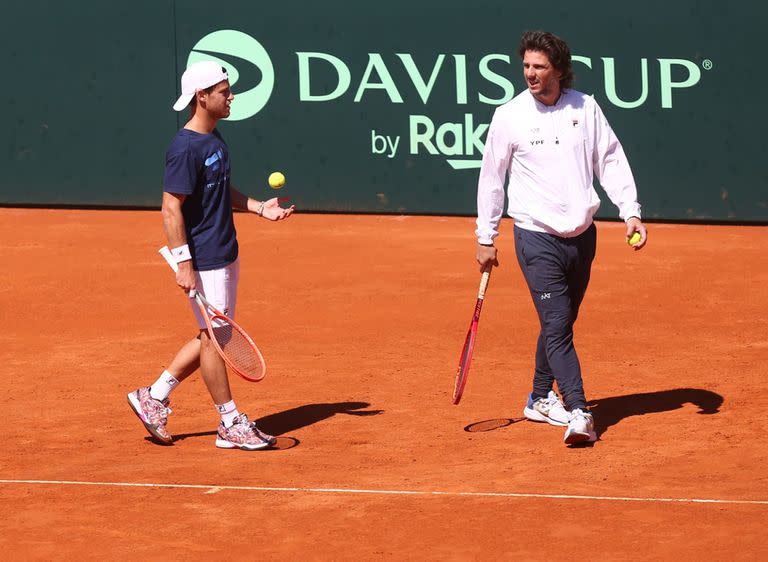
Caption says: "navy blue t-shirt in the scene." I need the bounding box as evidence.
[163,128,238,271]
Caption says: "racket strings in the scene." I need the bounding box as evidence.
[211,321,265,379]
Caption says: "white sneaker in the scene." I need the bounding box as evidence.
[564,408,597,444]
[523,390,569,427]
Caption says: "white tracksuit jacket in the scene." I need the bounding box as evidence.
[476,89,641,244]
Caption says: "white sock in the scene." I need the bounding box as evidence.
[149,370,180,401]
[216,400,240,427]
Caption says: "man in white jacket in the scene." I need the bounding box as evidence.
[475,30,647,445]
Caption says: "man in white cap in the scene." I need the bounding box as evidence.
[128,61,294,450]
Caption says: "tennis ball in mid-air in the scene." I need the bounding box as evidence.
[268,172,285,189]
[628,232,642,246]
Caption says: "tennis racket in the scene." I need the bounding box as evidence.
[452,266,492,405]
[158,246,266,382]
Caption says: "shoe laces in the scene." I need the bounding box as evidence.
[234,413,273,442]
[547,390,564,405]
[225,414,258,436]
[535,392,561,412]
[569,408,592,424]
[231,413,251,427]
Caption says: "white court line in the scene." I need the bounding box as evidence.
[1,479,767,506]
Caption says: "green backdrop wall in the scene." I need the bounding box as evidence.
[2,1,766,221]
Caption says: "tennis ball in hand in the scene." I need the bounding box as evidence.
[627,232,642,246]
[268,172,285,189]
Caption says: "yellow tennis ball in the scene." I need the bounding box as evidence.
[268,172,285,189]
[628,232,642,246]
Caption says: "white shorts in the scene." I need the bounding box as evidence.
[190,258,240,330]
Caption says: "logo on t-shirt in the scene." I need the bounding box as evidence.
[205,149,224,171]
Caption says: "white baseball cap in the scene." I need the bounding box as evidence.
[172,61,229,111]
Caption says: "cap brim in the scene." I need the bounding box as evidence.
[172,93,194,111]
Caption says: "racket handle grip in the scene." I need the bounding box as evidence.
[478,267,491,298]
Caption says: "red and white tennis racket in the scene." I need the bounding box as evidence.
[452,266,492,404]
[159,246,266,382]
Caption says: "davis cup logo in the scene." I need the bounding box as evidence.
[186,30,274,121]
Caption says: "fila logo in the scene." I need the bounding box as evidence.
[540,292,551,300]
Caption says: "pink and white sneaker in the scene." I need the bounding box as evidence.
[216,414,276,450]
[127,386,173,444]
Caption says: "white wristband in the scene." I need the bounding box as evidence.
[170,244,192,263]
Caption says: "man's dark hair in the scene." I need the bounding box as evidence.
[518,30,574,90]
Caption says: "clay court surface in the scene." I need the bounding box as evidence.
[1,208,766,560]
